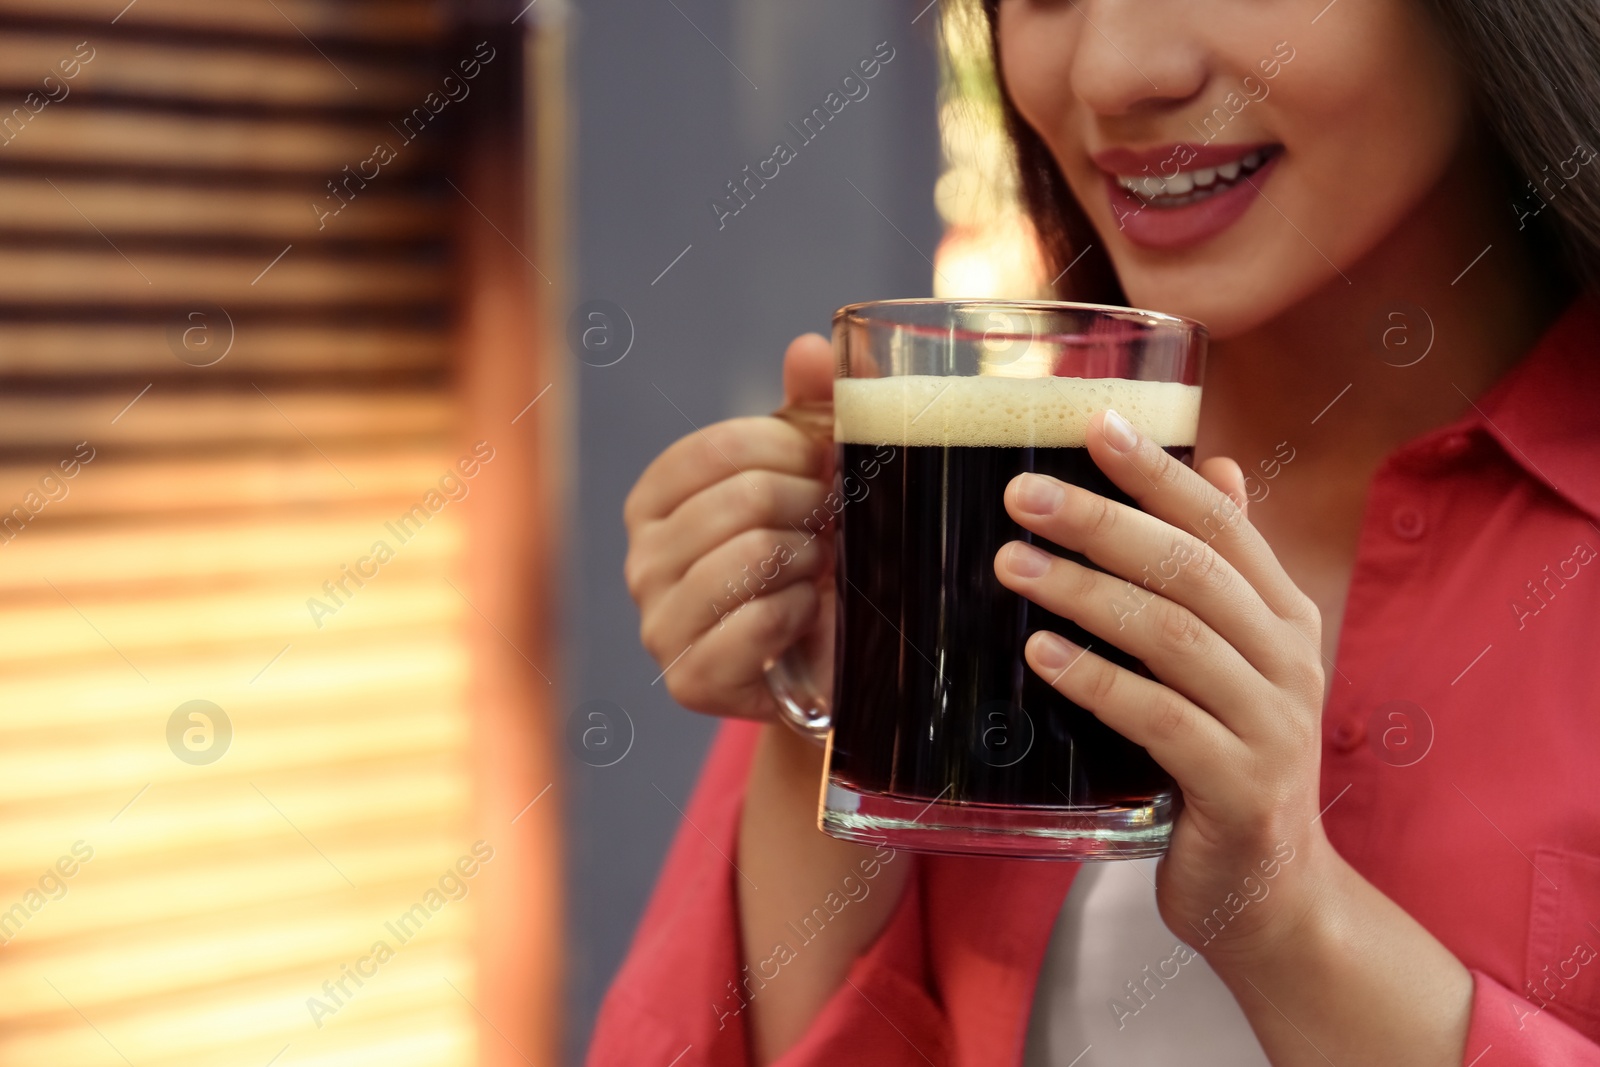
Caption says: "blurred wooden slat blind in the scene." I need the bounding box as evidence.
[0,2,534,1064]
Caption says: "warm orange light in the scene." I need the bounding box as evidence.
[0,448,481,1067]
[933,5,1050,300]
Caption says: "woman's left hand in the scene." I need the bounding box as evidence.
[994,407,1480,1062]
[992,407,1333,969]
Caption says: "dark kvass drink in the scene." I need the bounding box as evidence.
[827,373,1200,826]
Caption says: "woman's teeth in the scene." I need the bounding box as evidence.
[1116,149,1273,207]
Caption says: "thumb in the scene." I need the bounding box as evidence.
[1198,456,1249,521]
[781,332,834,407]
[775,332,835,481]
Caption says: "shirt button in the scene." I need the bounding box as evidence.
[1437,433,1472,460]
[1391,506,1426,540]
[1330,719,1366,752]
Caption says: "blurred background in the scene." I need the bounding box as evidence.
[0,0,1044,1063]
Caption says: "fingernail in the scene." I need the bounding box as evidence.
[1004,541,1052,578]
[1030,630,1078,670]
[1015,473,1065,514]
[1103,409,1139,452]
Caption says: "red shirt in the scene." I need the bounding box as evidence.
[588,293,1600,1066]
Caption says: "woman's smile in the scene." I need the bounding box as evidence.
[1102,143,1282,204]
[996,0,1478,335]
[1092,142,1285,250]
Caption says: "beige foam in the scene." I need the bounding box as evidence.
[834,374,1200,448]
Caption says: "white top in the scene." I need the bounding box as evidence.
[1021,858,1270,1066]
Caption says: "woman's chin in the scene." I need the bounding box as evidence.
[1114,280,1277,341]
[1112,245,1349,340]
[1096,210,1342,340]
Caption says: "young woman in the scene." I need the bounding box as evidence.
[598,0,1600,1063]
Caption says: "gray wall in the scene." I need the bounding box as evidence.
[565,0,942,1057]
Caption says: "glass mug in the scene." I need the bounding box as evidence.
[766,299,1205,859]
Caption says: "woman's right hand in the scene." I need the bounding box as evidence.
[628,332,915,1063]
[623,332,837,720]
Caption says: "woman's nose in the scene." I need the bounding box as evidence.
[1066,0,1207,120]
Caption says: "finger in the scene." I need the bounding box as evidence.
[782,332,834,407]
[1197,456,1247,520]
[1023,629,1243,789]
[624,415,826,529]
[641,527,830,659]
[1000,473,1296,686]
[775,332,837,483]
[1085,410,1318,634]
[995,540,1266,736]
[657,581,821,719]
[630,471,829,603]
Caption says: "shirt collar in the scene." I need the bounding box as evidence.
[1454,289,1600,524]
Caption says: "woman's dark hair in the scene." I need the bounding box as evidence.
[972,0,1600,299]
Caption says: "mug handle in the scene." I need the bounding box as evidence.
[765,400,836,745]
[765,643,831,742]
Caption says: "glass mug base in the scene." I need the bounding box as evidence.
[819,780,1175,860]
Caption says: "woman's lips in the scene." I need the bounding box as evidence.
[1090,141,1279,175]
[1093,143,1284,251]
